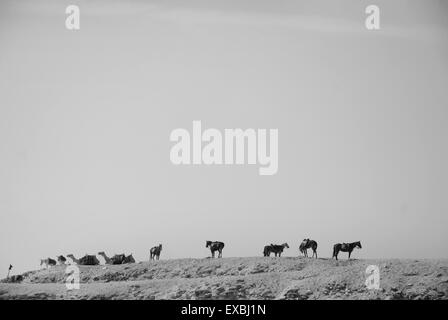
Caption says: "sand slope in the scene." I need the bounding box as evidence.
[1,257,448,300]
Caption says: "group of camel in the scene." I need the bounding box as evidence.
[39,244,163,268]
[39,240,362,268]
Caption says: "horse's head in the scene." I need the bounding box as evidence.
[40,259,44,266]
[283,243,290,249]
[356,241,362,249]
[159,244,163,250]
[206,241,212,248]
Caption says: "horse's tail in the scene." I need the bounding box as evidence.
[263,246,269,256]
[332,245,336,258]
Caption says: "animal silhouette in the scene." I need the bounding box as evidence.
[150,244,162,260]
[332,241,362,260]
[206,241,224,258]
[263,243,289,257]
[40,258,56,268]
[67,254,100,265]
[299,239,318,258]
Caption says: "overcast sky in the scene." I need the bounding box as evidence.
[1,0,447,275]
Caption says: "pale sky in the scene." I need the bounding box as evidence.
[1,0,448,275]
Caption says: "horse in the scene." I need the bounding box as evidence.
[299,239,318,258]
[264,243,289,257]
[150,244,162,260]
[332,241,362,260]
[206,241,225,258]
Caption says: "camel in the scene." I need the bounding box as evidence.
[67,254,100,265]
[57,255,67,265]
[98,252,127,265]
[150,244,162,260]
[122,254,135,264]
[97,252,134,264]
[40,258,56,268]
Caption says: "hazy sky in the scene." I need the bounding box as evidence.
[1,0,447,275]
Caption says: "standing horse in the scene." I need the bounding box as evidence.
[206,241,225,258]
[299,239,318,258]
[264,243,289,257]
[332,241,362,260]
[150,244,162,260]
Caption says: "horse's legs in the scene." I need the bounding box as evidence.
[348,250,351,259]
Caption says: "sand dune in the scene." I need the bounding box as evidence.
[1,257,447,300]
